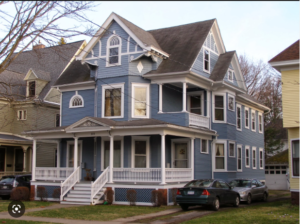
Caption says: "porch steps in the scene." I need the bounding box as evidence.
[60,182,106,205]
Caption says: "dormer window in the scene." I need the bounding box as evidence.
[228,70,234,82]
[28,81,36,97]
[69,91,84,108]
[107,36,121,66]
[203,49,210,73]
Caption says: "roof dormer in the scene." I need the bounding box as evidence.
[24,68,50,98]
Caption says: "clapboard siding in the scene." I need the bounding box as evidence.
[36,143,56,167]
[194,138,212,179]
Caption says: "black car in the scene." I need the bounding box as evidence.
[0,175,31,199]
[176,179,240,211]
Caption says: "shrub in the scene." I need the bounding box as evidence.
[126,189,137,206]
[171,188,178,205]
[52,188,61,199]
[37,186,48,201]
[104,188,114,204]
[158,189,167,205]
[151,190,163,207]
[10,187,29,201]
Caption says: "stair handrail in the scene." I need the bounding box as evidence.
[60,166,80,201]
[91,166,109,203]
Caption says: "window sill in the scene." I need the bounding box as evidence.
[245,166,250,168]
[236,128,242,132]
[229,156,235,158]
[69,106,84,108]
[213,120,226,123]
[200,151,209,154]
[106,63,121,67]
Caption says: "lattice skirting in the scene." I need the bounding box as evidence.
[35,185,61,201]
[114,188,155,203]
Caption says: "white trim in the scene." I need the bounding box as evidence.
[245,145,250,168]
[237,144,242,172]
[258,112,263,134]
[106,35,121,67]
[244,107,249,129]
[101,136,124,171]
[213,139,227,171]
[131,83,150,119]
[212,92,226,123]
[290,138,299,178]
[131,136,150,168]
[227,69,234,83]
[228,94,235,112]
[171,138,191,168]
[66,140,82,168]
[228,141,235,158]
[69,91,84,108]
[236,104,242,131]
[252,146,257,169]
[203,47,210,73]
[26,80,36,98]
[17,110,27,120]
[200,139,209,154]
[101,83,124,119]
[251,109,256,132]
[259,147,264,169]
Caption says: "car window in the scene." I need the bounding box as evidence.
[25,176,32,182]
[212,181,222,188]
[251,180,258,187]
[256,180,264,187]
[229,180,251,188]
[0,177,14,183]
[219,181,230,189]
[184,180,213,187]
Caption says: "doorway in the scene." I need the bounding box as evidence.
[0,148,5,171]
[172,139,190,168]
[14,148,23,171]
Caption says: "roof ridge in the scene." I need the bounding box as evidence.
[113,12,149,34]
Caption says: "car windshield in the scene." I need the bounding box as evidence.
[0,177,14,183]
[184,180,213,188]
[229,180,252,188]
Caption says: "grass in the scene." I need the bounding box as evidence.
[182,200,299,224]
[0,201,55,213]
[268,190,290,198]
[26,205,179,221]
[0,220,59,224]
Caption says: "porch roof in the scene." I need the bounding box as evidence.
[0,133,32,145]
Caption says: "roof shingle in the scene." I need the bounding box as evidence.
[269,40,299,63]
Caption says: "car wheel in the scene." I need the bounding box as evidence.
[180,204,189,211]
[247,194,252,204]
[233,195,240,207]
[262,192,268,202]
[212,197,220,211]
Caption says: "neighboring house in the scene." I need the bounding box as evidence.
[25,13,269,205]
[269,40,299,205]
[0,41,86,179]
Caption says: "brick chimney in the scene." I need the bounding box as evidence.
[33,40,45,50]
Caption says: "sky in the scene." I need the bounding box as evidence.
[1,1,299,63]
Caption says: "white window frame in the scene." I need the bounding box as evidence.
[55,113,60,127]
[237,144,242,172]
[17,110,27,120]
[27,80,36,97]
[259,148,264,169]
[69,91,84,108]
[213,139,227,171]
[101,83,124,119]
[171,138,191,168]
[131,83,150,119]
[245,145,250,168]
[228,94,235,111]
[251,110,256,132]
[203,47,210,73]
[258,112,263,133]
[200,139,209,154]
[244,107,249,129]
[187,91,204,116]
[252,146,257,169]
[290,138,299,178]
[131,136,150,168]
[236,104,242,131]
[228,69,234,82]
[212,92,226,123]
[106,35,121,67]
[228,141,235,158]
[101,136,124,171]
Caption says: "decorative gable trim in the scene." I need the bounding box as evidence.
[231,53,247,90]
[24,68,38,80]
[65,117,111,133]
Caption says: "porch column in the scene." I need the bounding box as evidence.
[159,84,163,113]
[182,82,187,112]
[160,134,166,185]
[74,137,78,169]
[207,91,211,129]
[21,146,28,172]
[109,135,114,183]
[56,141,60,168]
[32,140,37,181]
[190,138,195,180]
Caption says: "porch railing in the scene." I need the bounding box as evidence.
[189,113,210,129]
[91,166,109,204]
[60,166,80,201]
[0,171,31,179]
[165,168,193,182]
[35,167,74,181]
[112,168,161,182]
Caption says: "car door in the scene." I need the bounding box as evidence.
[212,181,227,204]
[219,181,233,204]
[250,180,260,199]
[256,180,265,199]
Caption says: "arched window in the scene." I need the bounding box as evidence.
[69,92,84,108]
[107,35,121,66]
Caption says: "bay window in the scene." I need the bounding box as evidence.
[215,143,225,170]
[258,113,263,133]
[229,142,235,157]
[251,110,256,131]
[132,83,149,118]
[214,95,225,122]
[245,107,249,129]
[102,83,124,118]
[201,139,208,153]
[236,104,242,131]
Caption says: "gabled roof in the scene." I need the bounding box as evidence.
[209,51,235,81]
[269,40,299,63]
[0,69,26,100]
[25,68,51,81]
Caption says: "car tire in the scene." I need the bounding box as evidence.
[180,204,189,211]
[212,197,220,211]
[233,195,240,207]
[246,194,252,204]
[262,192,268,202]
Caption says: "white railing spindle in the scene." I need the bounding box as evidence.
[165,168,192,182]
[35,167,74,181]
[60,166,80,201]
[189,113,210,129]
[112,168,161,182]
[91,166,109,204]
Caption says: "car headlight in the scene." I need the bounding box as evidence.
[239,191,247,196]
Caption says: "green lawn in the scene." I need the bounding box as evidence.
[268,190,290,198]
[0,220,58,224]
[26,205,179,221]
[183,200,299,224]
[0,201,55,213]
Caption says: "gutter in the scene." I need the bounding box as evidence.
[53,81,95,88]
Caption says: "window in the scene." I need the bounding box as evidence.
[204,49,210,72]
[251,110,256,131]
[229,142,235,157]
[236,104,242,131]
[245,107,249,129]
[132,137,149,168]
[102,83,124,118]
[215,143,225,170]
[17,110,27,120]
[201,139,208,153]
[28,81,36,97]
[237,145,242,171]
[132,83,149,118]
[259,148,263,169]
[245,146,250,168]
[258,113,263,133]
[55,114,60,127]
[292,140,299,176]
[190,95,202,115]
[228,95,235,111]
[69,92,84,108]
[228,70,233,82]
[252,147,256,169]
[104,140,122,168]
[107,36,121,66]
[214,95,225,122]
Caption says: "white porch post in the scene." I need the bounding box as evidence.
[74,137,78,169]
[160,134,166,185]
[159,84,163,113]
[207,91,211,129]
[22,146,28,172]
[32,140,37,181]
[191,138,195,180]
[56,141,60,168]
[182,82,187,112]
[109,135,114,183]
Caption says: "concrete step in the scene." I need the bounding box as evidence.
[70,190,90,195]
[67,194,91,199]
[75,182,92,187]
[74,186,91,191]
[61,201,90,205]
[63,197,91,202]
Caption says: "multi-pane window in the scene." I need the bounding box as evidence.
[28,81,36,97]
[265,166,288,174]
[55,114,60,127]
[245,146,250,167]
[252,147,256,169]
[17,110,27,120]
[259,148,263,169]
[104,140,121,168]
[237,146,242,171]
[251,111,256,131]
[245,108,249,128]
[71,96,83,107]
[134,140,147,168]
[132,84,149,118]
[204,49,210,72]
[201,139,208,153]
[236,105,241,130]
[258,114,263,133]
[105,88,121,117]
[108,36,120,65]
[214,95,224,121]
[228,70,233,82]
[190,95,202,115]
[229,143,235,157]
[292,140,299,176]
[228,95,234,111]
[215,143,225,169]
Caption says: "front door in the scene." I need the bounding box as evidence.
[15,148,23,171]
[68,144,81,168]
[174,143,188,168]
[0,148,5,171]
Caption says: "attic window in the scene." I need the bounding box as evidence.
[107,35,121,66]
[204,49,210,72]
[28,81,36,97]
[228,70,233,82]
[69,92,84,108]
